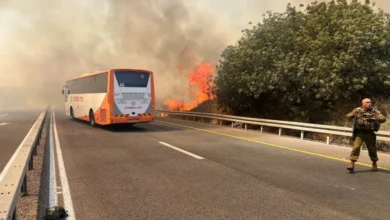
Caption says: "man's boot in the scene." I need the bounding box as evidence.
[347,161,355,172]
[372,161,378,172]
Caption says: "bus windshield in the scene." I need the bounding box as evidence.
[115,71,150,87]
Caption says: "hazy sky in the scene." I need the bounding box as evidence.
[198,0,389,28]
[0,0,388,110]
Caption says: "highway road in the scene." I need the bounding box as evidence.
[49,110,390,220]
[0,109,43,172]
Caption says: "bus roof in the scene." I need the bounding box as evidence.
[66,68,153,82]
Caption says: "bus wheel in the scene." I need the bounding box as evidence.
[89,111,96,127]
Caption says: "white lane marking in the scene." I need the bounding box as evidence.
[53,109,76,219]
[0,114,7,117]
[342,185,356,190]
[0,120,39,182]
[49,112,58,206]
[158,141,205,160]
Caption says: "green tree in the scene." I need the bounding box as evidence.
[214,0,390,122]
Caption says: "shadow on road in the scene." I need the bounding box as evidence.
[68,118,185,133]
[349,169,390,175]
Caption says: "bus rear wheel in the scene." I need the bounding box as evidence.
[89,111,96,127]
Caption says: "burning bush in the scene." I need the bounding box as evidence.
[164,61,216,111]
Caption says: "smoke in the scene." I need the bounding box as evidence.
[0,0,234,110]
[0,0,388,110]
[206,0,390,29]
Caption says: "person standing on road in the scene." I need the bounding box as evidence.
[346,98,386,172]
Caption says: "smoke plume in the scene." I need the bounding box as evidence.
[0,0,388,110]
[0,0,234,110]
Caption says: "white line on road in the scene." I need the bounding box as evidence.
[53,109,76,219]
[0,114,7,117]
[159,141,205,160]
[49,111,58,207]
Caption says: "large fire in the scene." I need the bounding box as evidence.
[164,61,216,111]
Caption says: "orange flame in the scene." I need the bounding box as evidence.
[164,61,216,111]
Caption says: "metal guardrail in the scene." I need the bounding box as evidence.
[0,107,49,220]
[156,110,390,143]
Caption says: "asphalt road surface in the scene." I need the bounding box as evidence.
[0,109,43,173]
[53,111,390,220]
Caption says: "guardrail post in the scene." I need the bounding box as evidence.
[260,125,263,133]
[34,134,39,156]
[245,124,247,130]
[21,174,27,195]
[300,131,304,140]
[29,154,34,170]
[33,144,37,156]
[231,122,234,128]
[219,121,222,126]
[37,133,40,145]
[12,208,16,220]
[326,136,330,145]
[279,128,282,136]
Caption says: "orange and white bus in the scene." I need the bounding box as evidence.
[62,68,155,126]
